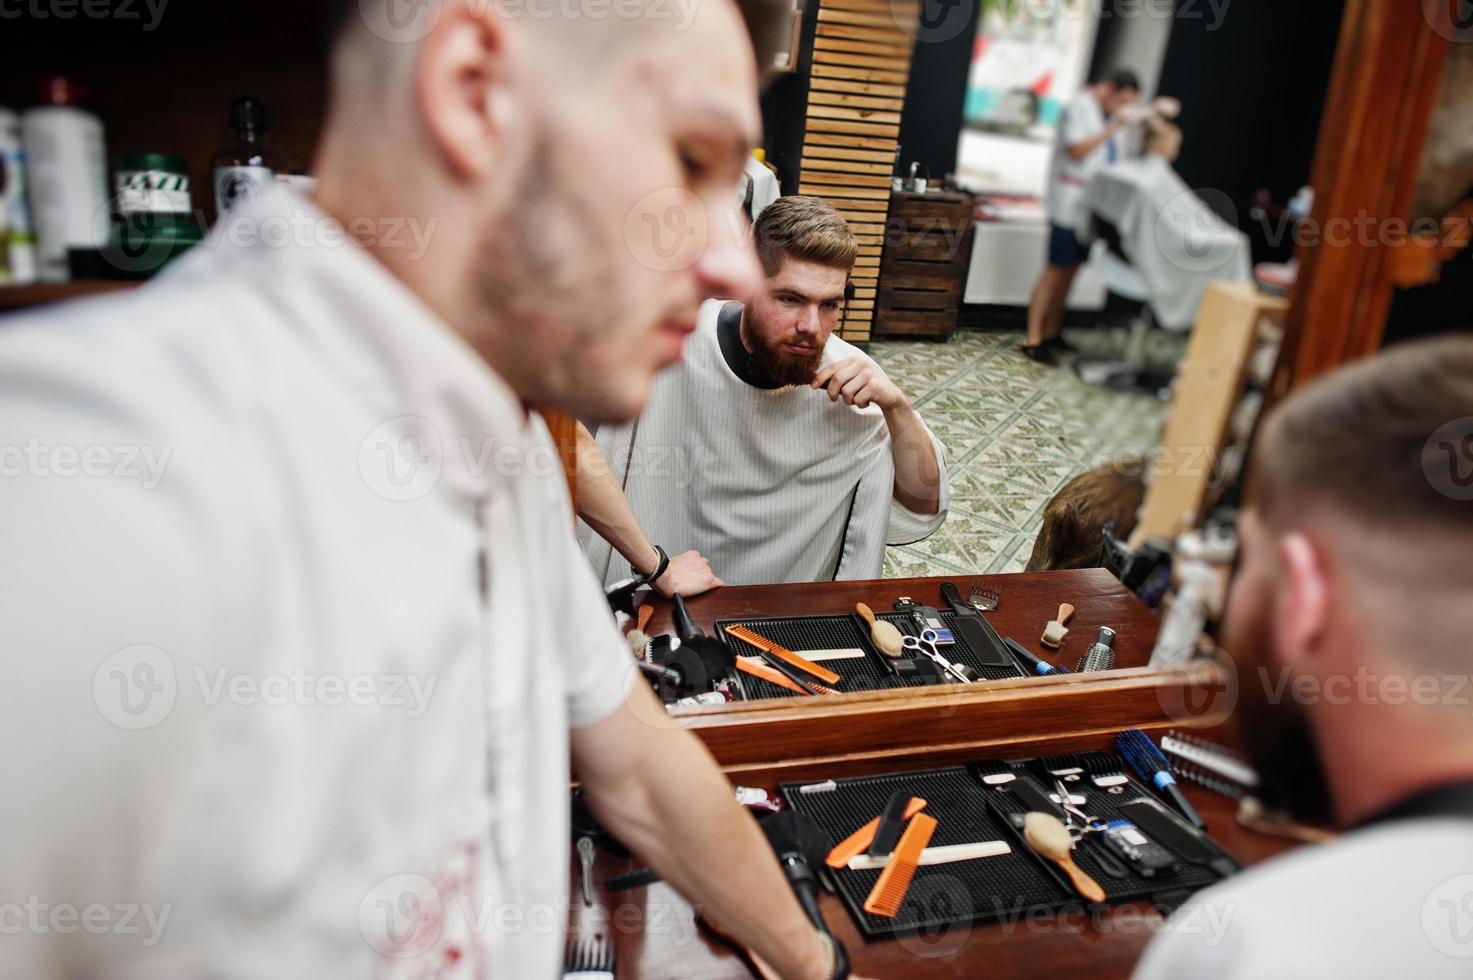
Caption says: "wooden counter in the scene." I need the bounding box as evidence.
[573,570,1277,977]
[571,782,1298,980]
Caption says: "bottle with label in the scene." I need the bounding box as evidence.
[0,106,40,285]
[107,153,202,279]
[20,77,109,283]
[211,97,275,214]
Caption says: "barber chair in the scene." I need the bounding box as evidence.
[1072,217,1177,399]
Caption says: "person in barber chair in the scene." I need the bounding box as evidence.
[1134,336,1473,978]
[578,195,948,591]
[1024,68,1141,365]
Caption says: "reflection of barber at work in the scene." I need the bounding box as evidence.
[1070,102,1255,394]
[578,195,949,591]
[1024,69,1143,364]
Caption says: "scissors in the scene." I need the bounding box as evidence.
[901,629,978,684]
[1054,777,1109,841]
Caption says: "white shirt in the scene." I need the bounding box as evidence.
[1133,819,1473,979]
[0,188,634,979]
[581,299,948,587]
[1047,88,1115,226]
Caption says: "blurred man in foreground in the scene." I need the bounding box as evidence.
[1135,336,1473,977]
[0,1,854,977]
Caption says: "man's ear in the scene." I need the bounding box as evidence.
[1273,531,1330,669]
[415,5,516,179]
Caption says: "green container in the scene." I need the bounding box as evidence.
[105,153,201,277]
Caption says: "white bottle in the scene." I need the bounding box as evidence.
[21,78,109,283]
[0,107,40,285]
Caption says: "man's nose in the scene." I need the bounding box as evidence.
[694,199,761,304]
[794,305,821,338]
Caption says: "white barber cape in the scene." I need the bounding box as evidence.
[0,188,634,979]
[582,299,949,587]
[1075,155,1252,330]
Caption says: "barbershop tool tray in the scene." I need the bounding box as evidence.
[718,611,1025,701]
[781,753,1236,940]
[978,751,1230,905]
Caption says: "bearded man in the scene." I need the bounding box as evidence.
[1133,336,1473,978]
[579,195,949,590]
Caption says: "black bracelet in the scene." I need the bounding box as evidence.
[638,544,669,586]
[823,932,851,980]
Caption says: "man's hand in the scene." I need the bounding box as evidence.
[573,683,836,979]
[652,549,724,598]
[812,357,905,412]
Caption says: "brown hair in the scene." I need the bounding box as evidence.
[752,195,858,277]
[1026,463,1146,572]
[1253,335,1473,532]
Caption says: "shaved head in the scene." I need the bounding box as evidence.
[310,0,782,421]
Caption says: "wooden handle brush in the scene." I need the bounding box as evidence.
[856,602,904,658]
[1023,812,1104,903]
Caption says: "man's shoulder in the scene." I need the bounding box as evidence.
[1135,819,1473,979]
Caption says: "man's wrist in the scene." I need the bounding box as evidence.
[634,544,669,585]
[879,390,913,418]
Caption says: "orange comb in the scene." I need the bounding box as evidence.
[735,657,837,696]
[723,625,842,685]
[825,797,928,869]
[863,813,937,918]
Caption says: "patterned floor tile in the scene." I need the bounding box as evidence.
[946,466,1051,529]
[901,510,1016,575]
[874,328,1178,579]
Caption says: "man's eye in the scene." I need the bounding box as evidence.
[779,296,798,305]
[680,151,708,181]
[822,301,840,311]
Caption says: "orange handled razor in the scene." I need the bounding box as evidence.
[735,657,837,696]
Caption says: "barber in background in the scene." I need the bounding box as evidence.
[1024,69,1140,365]
[1134,337,1473,978]
[0,1,856,978]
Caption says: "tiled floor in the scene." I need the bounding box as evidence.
[875,329,1170,578]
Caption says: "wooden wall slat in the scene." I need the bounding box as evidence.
[805,116,901,138]
[811,63,909,85]
[809,90,906,112]
[803,0,919,342]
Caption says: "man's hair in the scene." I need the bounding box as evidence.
[1026,462,1145,572]
[1254,336,1473,532]
[320,0,789,69]
[1103,69,1141,93]
[752,195,857,277]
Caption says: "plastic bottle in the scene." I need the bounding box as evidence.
[21,77,109,283]
[0,107,39,285]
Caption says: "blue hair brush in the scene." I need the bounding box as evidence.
[1116,729,1206,830]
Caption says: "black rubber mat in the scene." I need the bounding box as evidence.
[977,753,1224,903]
[719,610,1025,701]
[780,767,1071,939]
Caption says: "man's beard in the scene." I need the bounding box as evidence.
[745,312,824,387]
[1224,588,1338,827]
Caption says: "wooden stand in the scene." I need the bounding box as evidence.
[1132,282,1288,548]
[874,190,974,340]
